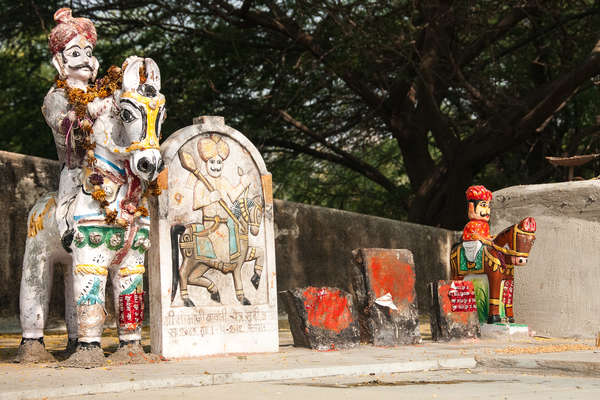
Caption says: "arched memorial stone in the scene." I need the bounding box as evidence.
[148,116,278,357]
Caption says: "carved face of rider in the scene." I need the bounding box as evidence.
[468,200,491,222]
[206,156,223,178]
[60,35,97,84]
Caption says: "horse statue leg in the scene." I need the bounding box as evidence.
[248,246,264,289]
[486,270,502,323]
[16,193,63,363]
[62,262,79,356]
[186,263,221,304]
[61,229,110,368]
[107,233,156,363]
[231,259,250,305]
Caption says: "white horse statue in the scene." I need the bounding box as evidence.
[17,56,165,367]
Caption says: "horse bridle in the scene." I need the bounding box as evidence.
[478,223,534,258]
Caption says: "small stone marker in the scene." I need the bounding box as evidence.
[148,116,278,357]
[429,280,480,341]
[281,287,360,350]
[351,248,421,346]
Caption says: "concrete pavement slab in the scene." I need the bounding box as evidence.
[0,328,597,400]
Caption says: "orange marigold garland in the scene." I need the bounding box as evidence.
[55,65,123,119]
[62,65,160,225]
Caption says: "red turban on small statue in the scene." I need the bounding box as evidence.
[465,185,492,202]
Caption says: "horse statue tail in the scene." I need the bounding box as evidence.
[170,224,186,302]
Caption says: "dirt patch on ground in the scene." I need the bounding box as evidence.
[14,340,56,364]
[494,343,597,354]
[61,345,106,368]
[107,342,162,365]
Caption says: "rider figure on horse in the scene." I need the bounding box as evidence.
[191,134,251,270]
[43,8,110,249]
[461,185,493,267]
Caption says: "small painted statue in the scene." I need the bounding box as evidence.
[17,8,165,367]
[450,185,537,324]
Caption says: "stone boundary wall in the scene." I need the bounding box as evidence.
[0,150,456,329]
[491,181,600,338]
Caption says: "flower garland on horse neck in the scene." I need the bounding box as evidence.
[59,65,162,227]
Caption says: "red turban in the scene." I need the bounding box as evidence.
[465,185,492,202]
[48,8,97,55]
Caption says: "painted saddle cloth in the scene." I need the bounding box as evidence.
[450,241,484,275]
[182,217,240,263]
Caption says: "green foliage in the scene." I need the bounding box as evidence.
[472,279,489,324]
[3,1,600,226]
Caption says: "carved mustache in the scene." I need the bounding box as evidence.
[67,63,93,71]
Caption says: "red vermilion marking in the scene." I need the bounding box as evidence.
[438,281,475,324]
[519,217,536,232]
[438,283,453,314]
[303,287,352,333]
[367,253,415,305]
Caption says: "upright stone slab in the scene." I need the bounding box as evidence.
[281,287,360,351]
[149,116,278,357]
[429,280,480,341]
[351,248,421,346]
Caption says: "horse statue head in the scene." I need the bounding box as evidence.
[232,186,263,236]
[90,56,165,183]
[492,216,536,266]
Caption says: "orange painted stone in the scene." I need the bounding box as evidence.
[351,248,420,346]
[281,287,360,350]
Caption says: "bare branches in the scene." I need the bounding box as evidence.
[274,109,398,193]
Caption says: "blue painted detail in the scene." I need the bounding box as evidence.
[74,212,104,221]
[193,224,217,259]
[121,275,143,295]
[77,277,104,305]
[94,153,126,176]
[227,217,238,255]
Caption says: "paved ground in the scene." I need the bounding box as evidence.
[53,369,600,400]
[0,323,599,400]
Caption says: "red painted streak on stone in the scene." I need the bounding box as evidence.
[367,253,415,305]
[438,283,453,314]
[303,287,352,333]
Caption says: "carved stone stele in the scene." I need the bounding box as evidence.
[149,116,278,357]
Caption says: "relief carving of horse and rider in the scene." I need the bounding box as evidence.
[450,185,537,324]
[170,135,265,307]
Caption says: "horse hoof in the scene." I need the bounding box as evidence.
[251,273,261,289]
[55,338,78,360]
[61,341,106,368]
[240,297,251,305]
[15,338,56,364]
[109,341,161,365]
[61,229,75,253]
[183,298,196,307]
[487,314,501,324]
[211,292,221,303]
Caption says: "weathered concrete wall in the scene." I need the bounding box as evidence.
[0,151,61,321]
[491,181,600,338]
[274,200,458,313]
[0,150,456,331]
